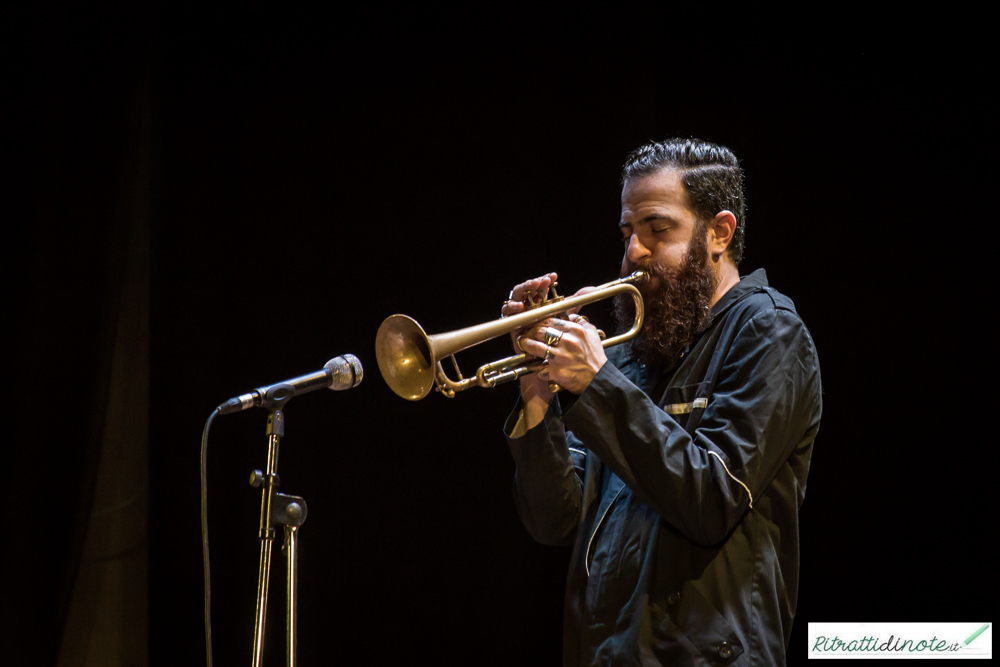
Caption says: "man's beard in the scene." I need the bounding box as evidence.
[612,230,718,366]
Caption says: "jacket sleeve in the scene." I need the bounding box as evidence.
[562,307,822,546]
[504,399,587,546]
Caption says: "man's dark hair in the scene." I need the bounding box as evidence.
[622,138,746,266]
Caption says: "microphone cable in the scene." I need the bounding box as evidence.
[201,407,220,667]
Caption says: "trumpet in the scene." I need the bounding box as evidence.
[375,271,646,400]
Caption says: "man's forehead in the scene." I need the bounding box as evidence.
[622,169,686,203]
[621,168,691,218]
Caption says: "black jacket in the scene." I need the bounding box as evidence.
[505,270,822,666]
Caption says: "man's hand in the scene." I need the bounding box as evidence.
[519,315,607,395]
[502,273,560,412]
[501,273,606,430]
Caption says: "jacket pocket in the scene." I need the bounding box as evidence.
[645,585,744,666]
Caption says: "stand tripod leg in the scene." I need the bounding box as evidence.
[252,536,274,667]
[284,524,299,667]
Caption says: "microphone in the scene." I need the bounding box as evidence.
[217,355,363,414]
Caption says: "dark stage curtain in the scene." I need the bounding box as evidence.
[6,19,151,667]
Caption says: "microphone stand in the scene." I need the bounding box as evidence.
[250,404,308,667]
[208,355,359,666]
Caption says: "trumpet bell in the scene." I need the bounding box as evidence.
[375,315,436,401]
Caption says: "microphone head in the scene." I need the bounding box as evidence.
[325,354,363,390]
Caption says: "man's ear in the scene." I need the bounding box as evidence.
[707,210,737,262]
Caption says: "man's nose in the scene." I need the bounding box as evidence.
[625,235,650,263]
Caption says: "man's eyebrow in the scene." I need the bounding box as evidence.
[619,213,674,228]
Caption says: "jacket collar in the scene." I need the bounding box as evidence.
[707,268,768,324]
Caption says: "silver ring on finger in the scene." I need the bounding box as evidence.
[544,328,564,347]
[544,346,555,361]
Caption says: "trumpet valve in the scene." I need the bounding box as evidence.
[525,293,565,311]
[524,281,562,308]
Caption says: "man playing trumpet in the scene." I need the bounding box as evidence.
[502,138,822,666]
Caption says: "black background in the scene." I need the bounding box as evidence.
[15,12,988,666]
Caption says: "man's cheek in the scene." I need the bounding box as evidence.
[620,258,634,278]
[638,274,661,298]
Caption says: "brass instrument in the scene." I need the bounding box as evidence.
[375,271,646,400]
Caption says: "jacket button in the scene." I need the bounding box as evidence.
[717,642,734,659]
[666,592,681,605]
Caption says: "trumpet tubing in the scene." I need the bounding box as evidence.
[375,271,646,400]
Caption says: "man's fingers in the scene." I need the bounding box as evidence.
[504,272,559,320]
[501,300,526,318]
[523,323,553,344]
[520,337,555,360]
[510,272,558,303]
[524,318,585,343]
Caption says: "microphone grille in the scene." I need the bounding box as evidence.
[325,354,363,391]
